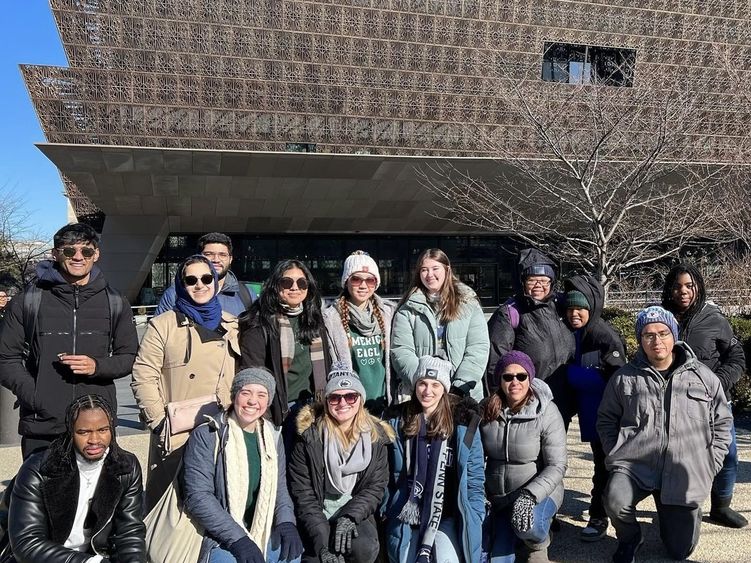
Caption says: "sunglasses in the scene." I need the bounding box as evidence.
[59,246,96,259]
[183,274,214,286]
[501,372,529,382]
[327,393,360,405]
[280,277,309,290]
[349,274,377,288]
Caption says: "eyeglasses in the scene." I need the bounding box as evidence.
[280,277,309,290]
[525,278,551,288]
[59,246,96,259]
[501,372,529,382]
[202,251,230,260]
[641,331,673,343]
[349,275,377,288]
[183,274,214,286]
[327,393,360,405]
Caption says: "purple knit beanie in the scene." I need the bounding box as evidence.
[495,350,536,382]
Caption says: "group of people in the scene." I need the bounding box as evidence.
[0,223,745,563]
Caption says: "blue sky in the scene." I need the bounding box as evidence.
[1,3,69,238]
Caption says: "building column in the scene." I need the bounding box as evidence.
[97,215,169,303]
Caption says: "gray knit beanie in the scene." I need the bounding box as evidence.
[635,305,679,343]
[231,367,276,402]
[324,361,367,398]
[412,355,452,393]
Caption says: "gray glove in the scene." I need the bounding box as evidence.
[334,516,359,554]
[511,490,536,533]
[319,547,345,563]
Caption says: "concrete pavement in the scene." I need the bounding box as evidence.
[1,415,750,562]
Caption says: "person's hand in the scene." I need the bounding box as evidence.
[59,354,97,376]
[276,521,304,561]
[319,547,345,563]
[334,516,358,554]
[228,536,264,563]
[511,490,536,533]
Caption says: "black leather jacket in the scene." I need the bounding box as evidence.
[8,447,145,563]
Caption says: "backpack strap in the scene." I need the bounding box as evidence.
[505,298,520,330]
[104,286,125,357]
[236,282,255,313]
[21,284,42,369]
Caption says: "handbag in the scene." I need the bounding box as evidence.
[144,459,204,563]
[166,394,222,435]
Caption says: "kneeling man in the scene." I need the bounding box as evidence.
[598,306,731,562]
[8,395,145,562]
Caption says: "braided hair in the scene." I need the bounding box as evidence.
[43,394,127,473]
[337,291,387,351]
[661,263,707,325]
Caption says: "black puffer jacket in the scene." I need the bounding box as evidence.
[486,250,574,390]
[0,262,138,436]
[678,303,746,399]
[8,447,145,563]
[287,404,393,555]
[564,275,626,380]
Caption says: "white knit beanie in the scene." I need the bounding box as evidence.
[341,251,380,290]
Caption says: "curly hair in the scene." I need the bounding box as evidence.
[240,259,323,345]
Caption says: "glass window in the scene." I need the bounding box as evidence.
[542,42,636,87]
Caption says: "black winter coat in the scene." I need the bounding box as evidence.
[0,262,138,436]
[679,303,746,398]
[239,308,332,426]
[8,447,145,563]
[287,404,393,555]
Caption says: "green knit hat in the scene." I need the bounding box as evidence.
[566,290,590,310]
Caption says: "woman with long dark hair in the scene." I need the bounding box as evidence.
[481,351,566,562]
[323,251,396,416]
[288,364,392,563]
[240,259,331,434]
[391,248,489,402]
[662,263,747,528]
[132,254,240,509]
[383,356,485,562]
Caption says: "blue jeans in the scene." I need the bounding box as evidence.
[712,416,738,499]
[401,517,463,563]
[487,497,557,563]
[209,538,302,563]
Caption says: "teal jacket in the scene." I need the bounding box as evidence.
[391,283,489,401]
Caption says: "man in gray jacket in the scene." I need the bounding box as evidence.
[597,306,732,563]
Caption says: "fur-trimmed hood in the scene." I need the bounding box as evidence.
[295,402,395,443]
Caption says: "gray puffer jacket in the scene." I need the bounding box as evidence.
[480,378,567,510]
[597,342,732,508]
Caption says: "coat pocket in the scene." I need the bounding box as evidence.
[686,385,711,421]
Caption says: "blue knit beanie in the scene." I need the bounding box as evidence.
[635,306,679,342]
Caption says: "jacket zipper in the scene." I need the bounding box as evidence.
[89,505,115,557]
[73,286,79,355]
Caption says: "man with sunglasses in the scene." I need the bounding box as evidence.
[155,232,257,316]
[0,223,138,459]
[597,306,732,563]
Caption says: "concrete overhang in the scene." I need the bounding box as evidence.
[37,143,516,234]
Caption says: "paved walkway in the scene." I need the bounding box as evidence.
[2,417,750,562]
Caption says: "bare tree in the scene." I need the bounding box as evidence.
[420,50,739,296]
[0,184,52,290]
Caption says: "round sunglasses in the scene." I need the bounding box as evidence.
[183,274,214,286]
[280,276,309,290]
[327,392,360,405]
[501,372,529,382]
[349,274,377,288]
[59,246,96,259]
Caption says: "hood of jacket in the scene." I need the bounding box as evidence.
[295,402,396,443]
[517,248,555,280]
[564,274,604,331]
[220,270,241,295]
[404,282,477,311]
[632,340,697,373]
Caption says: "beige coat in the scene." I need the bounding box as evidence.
[131,310,240,460]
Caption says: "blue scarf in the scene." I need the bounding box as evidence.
[174,256,222,331]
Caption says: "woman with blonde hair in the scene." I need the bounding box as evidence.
[383,356,485,563]
[287,363,393,563]
[323,251,396,416]
[391,248,489,402]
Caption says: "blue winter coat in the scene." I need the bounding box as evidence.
[180,412,296,559]
[383,397,485,563]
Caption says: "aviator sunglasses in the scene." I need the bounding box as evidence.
[59,246,96,259]
[183,274,214,286]
[280,277,309,290]
[327,393,360,405]
[501,372,529,382]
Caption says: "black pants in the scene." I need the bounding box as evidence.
[302,516,380,563]
[21,434,58,460]
[589,440,609,519]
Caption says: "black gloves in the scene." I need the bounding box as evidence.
[334,516,359,554]
[511,489,537,533]
[228,536,264,563]
[319,546,345,563]
[276,521,304,561]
